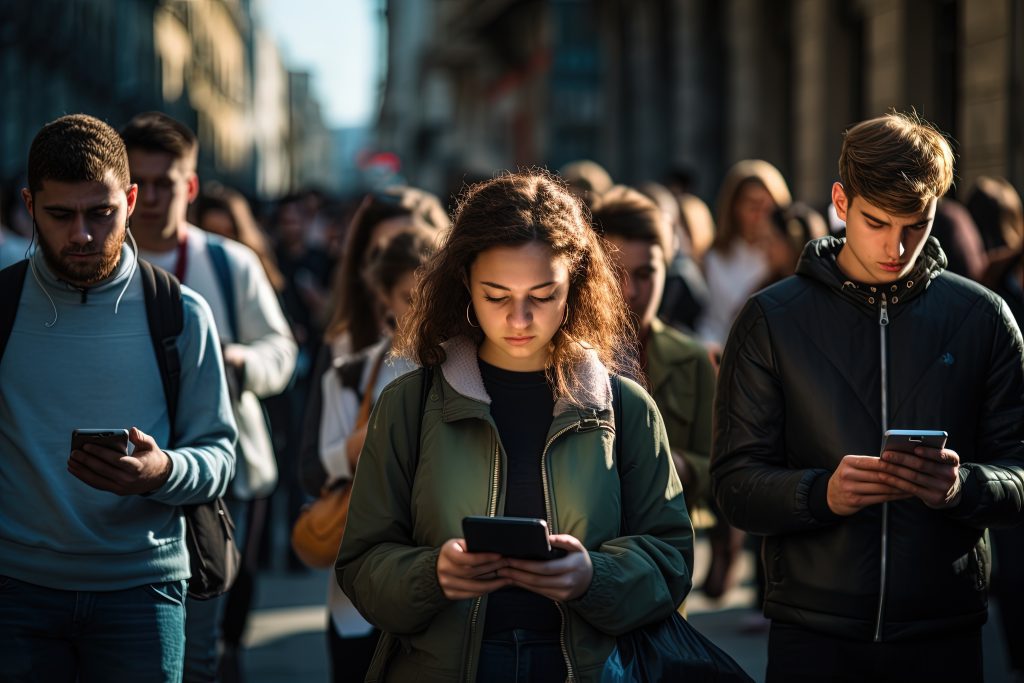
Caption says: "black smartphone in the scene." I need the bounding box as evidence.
[70,429,130,455]
[880,429,948,455]
[462,516,567,561]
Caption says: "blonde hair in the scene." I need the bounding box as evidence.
[713,159,791,253]
[839,112,954,216]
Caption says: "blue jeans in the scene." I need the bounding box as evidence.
[476,629,567,683]
[0,575,186,682]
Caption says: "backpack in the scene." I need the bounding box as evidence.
[0,258,240,601]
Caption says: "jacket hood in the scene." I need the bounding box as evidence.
[438,335,613,416]
[795,235,947,312]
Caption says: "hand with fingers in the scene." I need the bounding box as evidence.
[827,454,915,516]
[877,446,962,509]
[436,539,511,600]
[67,427,173,496]
[497,534,593,602]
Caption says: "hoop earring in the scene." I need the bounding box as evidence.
[466,302,480,328]
[561,305,569,327]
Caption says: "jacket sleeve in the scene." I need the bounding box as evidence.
[711,299,841,535]
[149,290,238,505]
[945,298,1024,527]
[225,244,298,398]
[569,377,694,635]
[336,370,448,635]
[298,345,332,496]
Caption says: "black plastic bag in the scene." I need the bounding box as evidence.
[600,611,754,683]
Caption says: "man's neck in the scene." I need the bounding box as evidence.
[135,224,185,253]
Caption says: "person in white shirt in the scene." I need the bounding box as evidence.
[121,111,297,683]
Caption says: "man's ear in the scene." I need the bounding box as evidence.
[186,173,200,203]
[125,184,138,216]
[831,182,849,222]
[20,188,33,218]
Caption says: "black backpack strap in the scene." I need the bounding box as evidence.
[206,237,238,340]
[415,365,434,465]
[0,259,30,364]
[611,374,628,534]
[138,260,184,446]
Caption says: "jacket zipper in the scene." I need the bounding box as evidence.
[464,441,502,682]
[874,293,890,642]
[541,423,580,683]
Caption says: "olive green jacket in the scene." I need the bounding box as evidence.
[646,317,716,508]
[336,337,694,682]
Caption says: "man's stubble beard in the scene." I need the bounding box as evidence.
[39,225,127,287]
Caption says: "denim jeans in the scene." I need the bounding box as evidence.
[0,575,186,682]
[475,629,567,683]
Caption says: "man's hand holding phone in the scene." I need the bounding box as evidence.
[878,445,961,509]
[68,427,173,496]
[827,455,914,515]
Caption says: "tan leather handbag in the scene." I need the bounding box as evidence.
[291,352,384,569]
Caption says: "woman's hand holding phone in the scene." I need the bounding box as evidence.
[497,534,593,602]
[436,539,511,600]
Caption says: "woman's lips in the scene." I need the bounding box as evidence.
[504,336,534,346]
[879,262,904,272]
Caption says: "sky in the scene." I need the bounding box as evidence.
[260,0,381,129]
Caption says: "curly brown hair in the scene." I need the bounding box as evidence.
[396,171,638,403]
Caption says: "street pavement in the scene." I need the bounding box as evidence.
[238,534,1016,682]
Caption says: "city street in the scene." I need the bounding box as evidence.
[239,532,1016,682]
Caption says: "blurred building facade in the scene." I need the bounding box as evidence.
[378,0,1024,207]
[0,0,336,204]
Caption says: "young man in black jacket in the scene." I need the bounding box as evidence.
[711,112,1024,683]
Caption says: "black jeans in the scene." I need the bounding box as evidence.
[476,629,566,683]
[327,623,379,683]
[766,621,983,683]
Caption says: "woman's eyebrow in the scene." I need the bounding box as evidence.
[480,280,557,291]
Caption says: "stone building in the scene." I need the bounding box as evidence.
[377,0,1024,207]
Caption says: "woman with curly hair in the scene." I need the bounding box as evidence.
[336,171,693,682]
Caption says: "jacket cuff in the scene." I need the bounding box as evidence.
[942,465,978,518]
[807,470,843,523]
[569,551,612,615]
[413,547,448,612]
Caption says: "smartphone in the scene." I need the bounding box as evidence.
[70,429,131,455]
[462,516,567,561]
[880,429,948,456]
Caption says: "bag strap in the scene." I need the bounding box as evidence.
[0,259,29,364]
[415,365,434,466]
[206,237,238,340]
[355,347,389,429]
[139,260,184,446]
[611,374,628,535]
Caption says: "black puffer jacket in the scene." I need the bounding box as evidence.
[711,235,1024,642]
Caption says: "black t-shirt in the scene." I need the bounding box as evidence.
[478,358,562,636]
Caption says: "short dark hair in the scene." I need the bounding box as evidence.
[27,114,131,194]
[120,111,198,167]
[590,185,673,263]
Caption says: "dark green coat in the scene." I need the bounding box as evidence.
[337,337,694,682]
[646,317,716,508]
